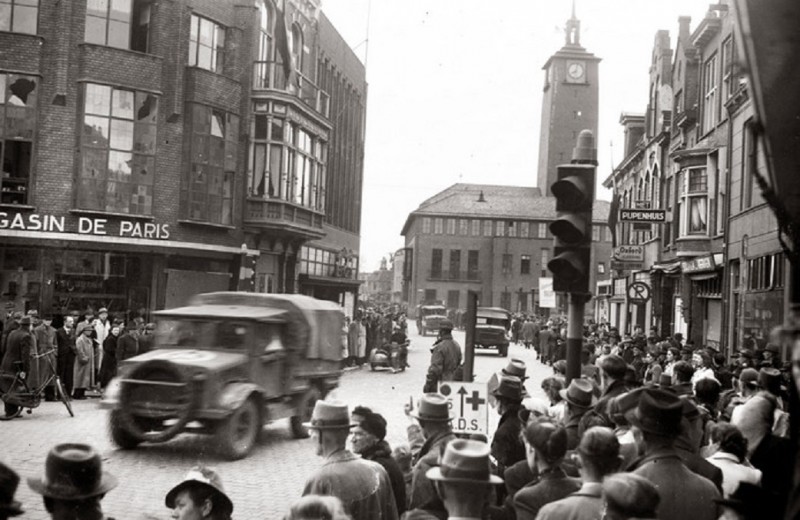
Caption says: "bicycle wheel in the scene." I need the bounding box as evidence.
[54,377,74,417]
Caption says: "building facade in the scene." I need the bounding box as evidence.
[401,184,612,319]
[0,0,364,319]
[536,9,601,195]
[603,1,784,355]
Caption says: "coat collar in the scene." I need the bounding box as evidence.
[573,481,603,497]
[323,448,359,466]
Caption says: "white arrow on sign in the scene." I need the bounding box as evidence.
[438,381,489,435]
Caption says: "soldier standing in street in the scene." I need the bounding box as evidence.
[302,400,398,520]
[423,320,461,393]
[0,316,33,418]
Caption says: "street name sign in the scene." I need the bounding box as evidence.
[438,381,489,435]
[620,209,666,223]
[613,245,644,262]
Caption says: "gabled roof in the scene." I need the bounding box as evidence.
[401,183,610,235]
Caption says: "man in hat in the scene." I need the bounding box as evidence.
[407,393,457,510]
[490,376,526,478]
[426,439,503,519]
[93,308,110,388]
[33,314,58,401]
[487,359,528,409]
[761,343,782,369]
[628,388,720,520]
[302,400,398,520]
[538,323,558,366]
[424,320,461,392]
[56,316,75,396]
[165,466,233,520]
[580,355,628,432]
[560,379,595,450]
[0,461,23,518]
[536,426,621,520]
[28,443,118,519]
[351,411,406,515]
[0,315,33,418]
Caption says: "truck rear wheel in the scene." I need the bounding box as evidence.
[216,398,260,460]
[290,387,321,439]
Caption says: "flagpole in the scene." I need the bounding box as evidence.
[364,0,372,70]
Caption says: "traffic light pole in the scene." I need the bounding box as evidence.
[463,290,478,383]
[565,293,589,384]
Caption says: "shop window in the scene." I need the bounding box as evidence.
[79,83,158,214]
[182,103,237,224]
[0,0,38,34]
[520,255,530,275]
[85,0,152,53]
[188,14,225,73]
[0,73,37,205]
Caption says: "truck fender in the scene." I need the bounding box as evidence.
[217,382,264,414]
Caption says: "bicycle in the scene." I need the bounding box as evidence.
[0,349,74,420]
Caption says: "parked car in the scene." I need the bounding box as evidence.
[101,292,343,460]
[419,304,448,336]
[474,307,511,356]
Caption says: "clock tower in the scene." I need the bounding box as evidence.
[536,6,601,195]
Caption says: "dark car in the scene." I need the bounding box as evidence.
[101,292,343,459]
[474,307,511,356]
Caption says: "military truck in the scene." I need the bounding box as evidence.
[102,292,343,459]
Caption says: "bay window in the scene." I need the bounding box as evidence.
[0,0,38,34]
[79,83,157,214]
[189,14,225,73]
[678,167,708,236]
[85,0,151,53]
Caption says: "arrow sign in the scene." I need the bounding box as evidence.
[439,382,489,435]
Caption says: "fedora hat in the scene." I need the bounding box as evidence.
[438,319,454,331]
[559,379,595,409]
[410,393,453,422]
[27,444,118,500]
[491,376,523,402]
[18,316,31,326]
[629,388,683,437]
[758,367,782,394]
[0,462,23,517]
[426,439,503,485]
[304,400,354,430]
[165,466,233,516]
[764,343,780,354]
[502,359,527,380]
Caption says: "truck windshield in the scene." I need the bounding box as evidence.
[477,317,509,329]
[156,319,250,350]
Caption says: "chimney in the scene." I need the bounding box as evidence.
[678,16,692,40]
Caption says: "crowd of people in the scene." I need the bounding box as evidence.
[0,308,155,417]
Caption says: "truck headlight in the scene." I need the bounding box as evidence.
[104,377,122,402]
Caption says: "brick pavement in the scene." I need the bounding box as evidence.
[1,328,551,519]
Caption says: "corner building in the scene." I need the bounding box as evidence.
[0,0,364,317]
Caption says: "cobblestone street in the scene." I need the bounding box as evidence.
[1,328,551,519]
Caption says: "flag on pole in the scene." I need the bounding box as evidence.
[275,1,296,86]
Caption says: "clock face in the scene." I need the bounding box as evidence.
[568,62,585,80]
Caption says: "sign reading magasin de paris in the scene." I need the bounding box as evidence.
[0,211,171,239]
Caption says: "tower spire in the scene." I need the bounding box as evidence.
[565,1,581,47]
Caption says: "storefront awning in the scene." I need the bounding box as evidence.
[650,261,682,274]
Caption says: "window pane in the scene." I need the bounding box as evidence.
[111,89,134,119]
[133,122,156,154]
[83,115,109,146]
[109,119,134,150]
[107,19,130,49]
[110,0,130,21]
[87,0,108,16]
[197,44,212,69]
[130,184,153,214]
[210,111,224,137]
[188,40,198,66]
[131,154,154,184]
[85,84,111,115]
[13,5,38,34]
[134,92,157,122]
[7,76,36,106]
[199,18,214,46]
[0,5,11,32]
[108,150,132,181]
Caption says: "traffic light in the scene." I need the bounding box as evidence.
[547,152,596,294]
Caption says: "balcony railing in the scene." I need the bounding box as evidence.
[427,270,482,282]
[253,61,330,118]
[245,198,324,238]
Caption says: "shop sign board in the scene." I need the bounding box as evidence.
[613,245,644,262]
[437,381,489,435]
[681,255,716,273]
[611,260,645,271]
[0,211,171,240]
[539,277,556,308]
[619,209,666,223]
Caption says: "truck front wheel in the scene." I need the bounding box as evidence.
[109,410,141,450]
[216,398,260,460]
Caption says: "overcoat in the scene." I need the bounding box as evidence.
[33,322,57,388]
[73,333,94,389]
[98,334,118,387]
[512,466,580,520]
[534,482,603,520]
[491,405,526,476]
[303,449,398,520]
[409,430,457,510]
[426,335,462,384]
[0,327,33,380]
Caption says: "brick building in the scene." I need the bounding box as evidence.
[0,0,364,318]
[603,1,785,354]
[401,184,612,319]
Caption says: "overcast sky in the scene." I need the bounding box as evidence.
[320,0,710,272]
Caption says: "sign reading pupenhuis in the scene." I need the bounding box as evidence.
[0,212,171,239]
